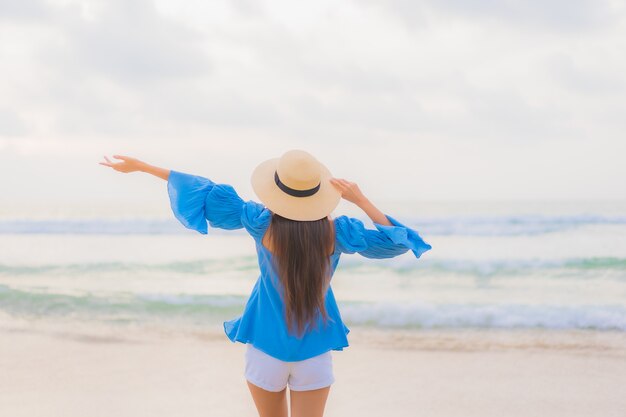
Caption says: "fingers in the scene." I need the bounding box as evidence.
[99,155,113,167]
[330,178,357,197]
[100,155,124,168]
[329,178,346,189]
[330,177,364,205]
[101,154,130,163]
[101,154,130,165]
[329,180,342,193]
[330,178,353,188]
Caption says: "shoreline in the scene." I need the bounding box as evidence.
[3,316,626,354]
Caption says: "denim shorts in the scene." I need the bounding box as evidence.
[244,344,335,392]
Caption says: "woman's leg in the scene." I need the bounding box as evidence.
[247,380,289,417]
[289,386,331,417]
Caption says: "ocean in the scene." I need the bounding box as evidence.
[1,200,626,332]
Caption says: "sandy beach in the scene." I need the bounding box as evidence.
[1,318,625,417]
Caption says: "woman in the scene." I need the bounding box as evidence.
[99,149,431,417]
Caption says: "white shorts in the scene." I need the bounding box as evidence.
[244,343,335,392]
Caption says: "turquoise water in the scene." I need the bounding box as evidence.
[1,201,625,331]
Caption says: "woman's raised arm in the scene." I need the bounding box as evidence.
[101,155,267,236]
[99,155,170,181]
[330,177,432,259]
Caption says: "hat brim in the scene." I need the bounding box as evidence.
[251,157,341,221]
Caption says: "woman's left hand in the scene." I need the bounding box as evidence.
[99,155,145,173]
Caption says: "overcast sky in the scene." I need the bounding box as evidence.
[1,0,625,215]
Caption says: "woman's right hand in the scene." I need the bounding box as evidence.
[329,178,368,205]
[99,155,145,173]
[330,177,391,226]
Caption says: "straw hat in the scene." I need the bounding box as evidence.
[251,149,341,221]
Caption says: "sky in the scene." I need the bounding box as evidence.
[1,0,625,216]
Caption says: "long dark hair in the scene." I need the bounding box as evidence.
[266,213,335,338]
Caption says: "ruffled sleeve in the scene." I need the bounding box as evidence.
[334,214,432,259]
[241,200,272,240]
[167,170,271,237]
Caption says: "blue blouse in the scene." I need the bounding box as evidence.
[167,170,432,362]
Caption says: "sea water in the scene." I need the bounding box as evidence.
[1,200,625,332]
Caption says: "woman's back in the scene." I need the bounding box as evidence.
[263,213,336,338]
[261,224,335,256]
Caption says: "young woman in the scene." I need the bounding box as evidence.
[99,149,431,417]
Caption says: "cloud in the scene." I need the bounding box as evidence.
[0,109,28,137]
[358,0,618,31]
[230,0,265,18]
[545,53,626,96]
[0,0,51,21]
[45,0,211,84]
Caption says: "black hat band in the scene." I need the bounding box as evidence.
[274,171,321,197]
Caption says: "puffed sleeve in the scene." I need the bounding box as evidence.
[167,170,271,236]
[334,214,431,259]
[241,199,272,240]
